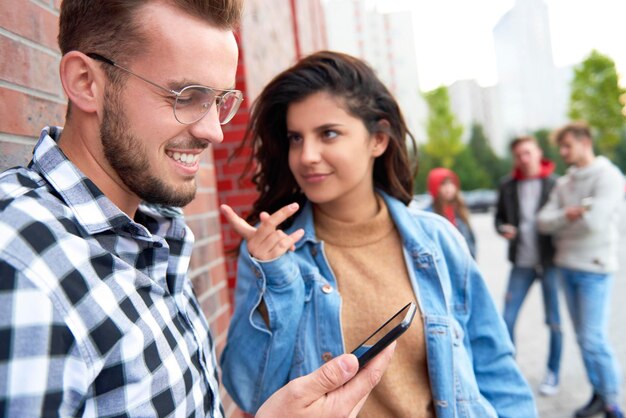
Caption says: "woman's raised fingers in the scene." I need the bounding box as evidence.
[220,204,256,240]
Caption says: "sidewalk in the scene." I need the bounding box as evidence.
[473,203,626,418]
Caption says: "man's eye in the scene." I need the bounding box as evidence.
[176,96,194,105]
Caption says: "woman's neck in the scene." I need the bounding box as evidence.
[314,191,380,223]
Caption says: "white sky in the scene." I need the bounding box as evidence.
[374,0,626,90]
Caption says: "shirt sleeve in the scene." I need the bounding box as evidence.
[0,259,89,417]
[537,182,569,233]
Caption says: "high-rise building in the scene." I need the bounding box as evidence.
[491,0,570,151]
[323,0,427,140]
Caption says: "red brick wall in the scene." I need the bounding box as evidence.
[0,0,65,167]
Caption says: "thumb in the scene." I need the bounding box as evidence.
[295,354,359,404]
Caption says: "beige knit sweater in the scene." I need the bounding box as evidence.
[314,197,434,418]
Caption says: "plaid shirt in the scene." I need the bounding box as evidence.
[0,127,224,417]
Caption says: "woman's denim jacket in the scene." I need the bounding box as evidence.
[220,192,537,418]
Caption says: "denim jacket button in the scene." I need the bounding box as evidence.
[310,246,318,257]
[322,352,333,362]
[321,284,333,294]
[254,269,262,278]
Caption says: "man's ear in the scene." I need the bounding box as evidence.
[59,51,105,115]
[372,119,391,157]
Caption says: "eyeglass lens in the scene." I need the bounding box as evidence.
[174,86,241,125]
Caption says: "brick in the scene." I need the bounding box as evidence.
[214,308,231,335]
[200,290,221,319]
[223,191,257,209]
[220,160,247,176]
[0,87,66,137]
[221,123,247,138]
[0,37,64,96]
[217,178,234,192]
[212,147,231,160]
[210,263,227,286]
[191,272,211,299]
[183,191,214,216]
[221,121,248,137]
[0,141,35,171]
[196,164,216,189]
[0,1,59,51]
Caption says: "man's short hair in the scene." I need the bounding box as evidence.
[552,121,593,145]
[59,0,243,63]
[509,135,539,152]
[58,0,242,120]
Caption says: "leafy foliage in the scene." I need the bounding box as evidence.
[534,129,567,175]
[422,86,464,168]
[569,50,626,159]
[451,147,492,190]
[466,123,509,187]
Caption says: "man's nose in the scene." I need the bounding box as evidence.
[188,106,224,145]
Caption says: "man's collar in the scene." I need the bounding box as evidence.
[31,126,133,235]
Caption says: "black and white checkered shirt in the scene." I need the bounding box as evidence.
[0,127,224,417]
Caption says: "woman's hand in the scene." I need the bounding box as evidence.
[220,203,305,261]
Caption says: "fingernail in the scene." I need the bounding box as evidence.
[289,203,299,211]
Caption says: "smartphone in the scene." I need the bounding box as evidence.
[350,302,417,368]
[581,197,594,211]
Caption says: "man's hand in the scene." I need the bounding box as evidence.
[256,342,396,418]
[565,206,586,221]
[499,224,517,240]
[220,203,305,260]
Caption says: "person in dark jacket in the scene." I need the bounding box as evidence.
[495,136,561,396]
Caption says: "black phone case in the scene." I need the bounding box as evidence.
[351,302,417,368]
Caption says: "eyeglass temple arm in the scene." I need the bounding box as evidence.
[86,52,178,96]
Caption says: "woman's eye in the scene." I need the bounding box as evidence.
[287,133,302,144]
[323,130,338,139]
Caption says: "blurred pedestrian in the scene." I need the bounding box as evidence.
[426,167,476,258]
[538,122,625,418]
[495,136,562,396]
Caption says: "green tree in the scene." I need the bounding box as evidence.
[569,50,626,159]
[413,147,434,194]
[534,129,567,175]
[452,147,492,190]
[423,86,464,168]
[467,123,508,187]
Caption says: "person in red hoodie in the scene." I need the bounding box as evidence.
[426,167,476,258]
[495,135,562,396]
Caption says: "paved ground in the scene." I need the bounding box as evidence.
[473,203,626,418]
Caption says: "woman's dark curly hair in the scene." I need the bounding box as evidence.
[238,50,418,227]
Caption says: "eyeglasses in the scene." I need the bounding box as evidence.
[87,53,243,125]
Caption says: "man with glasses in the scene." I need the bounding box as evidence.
[0,1,394,417]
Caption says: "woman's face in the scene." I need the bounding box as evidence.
[439,178,457,202]
[286,91,387,211]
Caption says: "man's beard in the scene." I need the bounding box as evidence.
[99,89,198,208]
